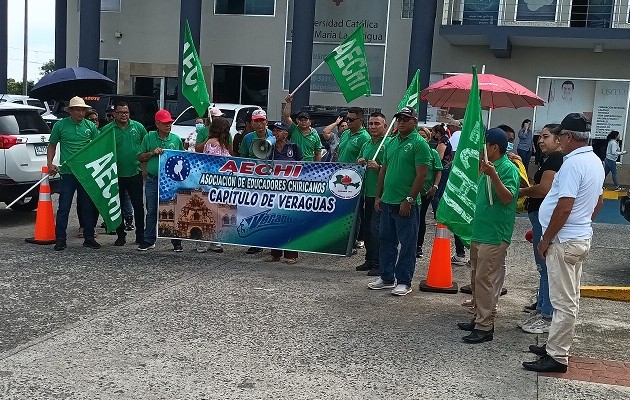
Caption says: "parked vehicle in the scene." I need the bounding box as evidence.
[0,103,59,211]
[171,103,262,141]
[0,94,59,129]
[78,95,159,131]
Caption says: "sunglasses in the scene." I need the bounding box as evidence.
[88,118,98,122]
[346,117,359,123]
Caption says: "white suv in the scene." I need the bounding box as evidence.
[0,94,59,128]
[170,103,262,141]
[0,103,59,211]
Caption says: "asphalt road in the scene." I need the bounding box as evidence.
[1,200,629,399]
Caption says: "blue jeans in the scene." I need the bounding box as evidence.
[56,174,97,241]
[364,196,380,267]
[517,149,532,167]
[604,158,618,186]
[144,175,181,247]
[431,167,450,213]
[529,211,553,318]
[379,202,419,287]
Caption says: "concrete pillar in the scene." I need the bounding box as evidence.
[0,0,7,93]
[408,0,438,121]
[78,0,100,71]
[55,0,67,70]
[288,0,316,112]
[177,0,202,114]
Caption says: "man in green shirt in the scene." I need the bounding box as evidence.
[356,112,391,276]
[47,96,101,251]
[458,128,519,344]
[337,107,370,163]
[368,106,430,296]
[103,101,148,246]
[137,109,185,252]
[282,95,322,161]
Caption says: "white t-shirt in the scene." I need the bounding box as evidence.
[449,130,462,152]
[539,146,604,242]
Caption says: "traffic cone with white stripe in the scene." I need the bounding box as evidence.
[25,166,56,245]
[419,223,458,293]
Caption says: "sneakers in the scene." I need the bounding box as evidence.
[451,255,466,265]
[54,240,67,251]
[518,312,541,328]
[196,243,208,253]
[137,242,155,251]
[124,216,135,231]
[209,243,224,253]
[416,248,423,258]
[246,247,263,254]
[368,278,396,290]
[354,240,365,249]
[173,243,184,252]
[522,317,551,334]
[355,262,372,271]
[391,284,412,296]
[83,239,101,249]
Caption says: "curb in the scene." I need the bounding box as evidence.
[580,286,630,302]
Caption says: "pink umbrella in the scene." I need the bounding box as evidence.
[421,74,544,109]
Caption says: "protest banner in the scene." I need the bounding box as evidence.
[157,150,365,255]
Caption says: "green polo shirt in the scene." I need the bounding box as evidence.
[139,131,184,176]
[49,117,99,175]
[103,120,148,177]
[358,136,391,198]
[381,129,431,205]
[289,124,322,161]
[418,148,443,200]
[338,128,370,163]
[471,154,520,245]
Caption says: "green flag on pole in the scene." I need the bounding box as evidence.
[324,26,371,103]
[65,125,122,233]
[436,66,485,246]
[182,20,210,117]
[398,69,420,114]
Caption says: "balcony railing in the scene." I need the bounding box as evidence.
[442,0,630,29]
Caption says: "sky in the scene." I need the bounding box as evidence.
[7,0,56,82]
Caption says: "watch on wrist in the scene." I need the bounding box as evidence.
[433,185,439,190]
[405,196,414,203]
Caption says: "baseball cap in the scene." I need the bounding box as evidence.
[485,128,508,152]
[251,109,267,120]
[394,106,418,119]
[272,121,290,131]
[155,109,174,123]
[210,107,225,117]
[550,113,588,133]
[296,111,310,119]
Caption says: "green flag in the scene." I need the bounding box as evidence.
[65,125,122,233]
[182,20,210,117]
[436,66,485,246]
[398,69,420,114]
[324,26,371,103]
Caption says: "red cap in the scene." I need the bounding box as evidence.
[155,109,174,123]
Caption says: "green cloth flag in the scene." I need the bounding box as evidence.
[324,26,371,103]
[398,69,420,114]
[436,66,485,246]
[65,125,122,233]
[182,20,210,117]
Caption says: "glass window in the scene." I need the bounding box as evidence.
[215,0,274,15]
[213,65,269,108]
[99,59,118,92]
[164,77,179,116]
[402,0,414,19]
[0,110,50,135]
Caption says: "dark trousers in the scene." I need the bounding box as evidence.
[363,196,380,267]
[417,195,432,250]
[56,174,98,241]
[270,249,298,259]
[431,167,450,213]
[454,235,466,257]
[356,196,365,242]
[115,173,145,242]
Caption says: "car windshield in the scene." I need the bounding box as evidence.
[175,108,235,127]
[27,99,45,114]
[0,110,50,134]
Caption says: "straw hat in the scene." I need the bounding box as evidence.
[64,96,91,110]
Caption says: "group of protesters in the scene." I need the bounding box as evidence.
[47,94,605,373]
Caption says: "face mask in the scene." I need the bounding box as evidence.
[195,123,204,131]
[506,142,514,152]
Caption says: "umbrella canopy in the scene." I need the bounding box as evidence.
[30,67,116,101]
[421,74,544,110]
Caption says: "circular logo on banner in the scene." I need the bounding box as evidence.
[328,168,362,199]
[164,155,191,182]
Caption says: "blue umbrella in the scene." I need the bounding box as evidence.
[31,67,116,100]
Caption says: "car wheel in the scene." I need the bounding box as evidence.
[9,194,38,212]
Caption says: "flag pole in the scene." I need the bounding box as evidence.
[480,64,493,205]
[5,174,50,209]
[370,119,396,161]
[289,61,326,97]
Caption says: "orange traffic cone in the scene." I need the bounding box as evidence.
[419,223,458,293]
[25,166,56,245]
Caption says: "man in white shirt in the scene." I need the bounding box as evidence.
[522,113,604,373]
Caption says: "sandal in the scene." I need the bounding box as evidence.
[284,258,298,265]
[264,256,281,262]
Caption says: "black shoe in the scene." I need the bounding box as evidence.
[524,302,538,312]
[522,355,567,373]
[124,217,135,231]
[529,344,547,356]
[462,329,493,344]
[54,240,67,251]
[173,244,184,252]
[83,239,101,249]
[500,287,508,296]
[114,235,126,246]
[416,249,423,258]
[367,267,380,276]
[246,247,262,254]
[355,262,372,271]
[457,319,476,331]
[135,237,144,245]
[137,242,155,251]
[460,284,472,294]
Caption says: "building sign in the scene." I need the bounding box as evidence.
[158,150,364,256]
[516,0,557,22]
[534,77,630,140]
[284,0,388,95]
[462,0,500,25]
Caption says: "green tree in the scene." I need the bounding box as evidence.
[6,78,35,95]
[40,59,55,76]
